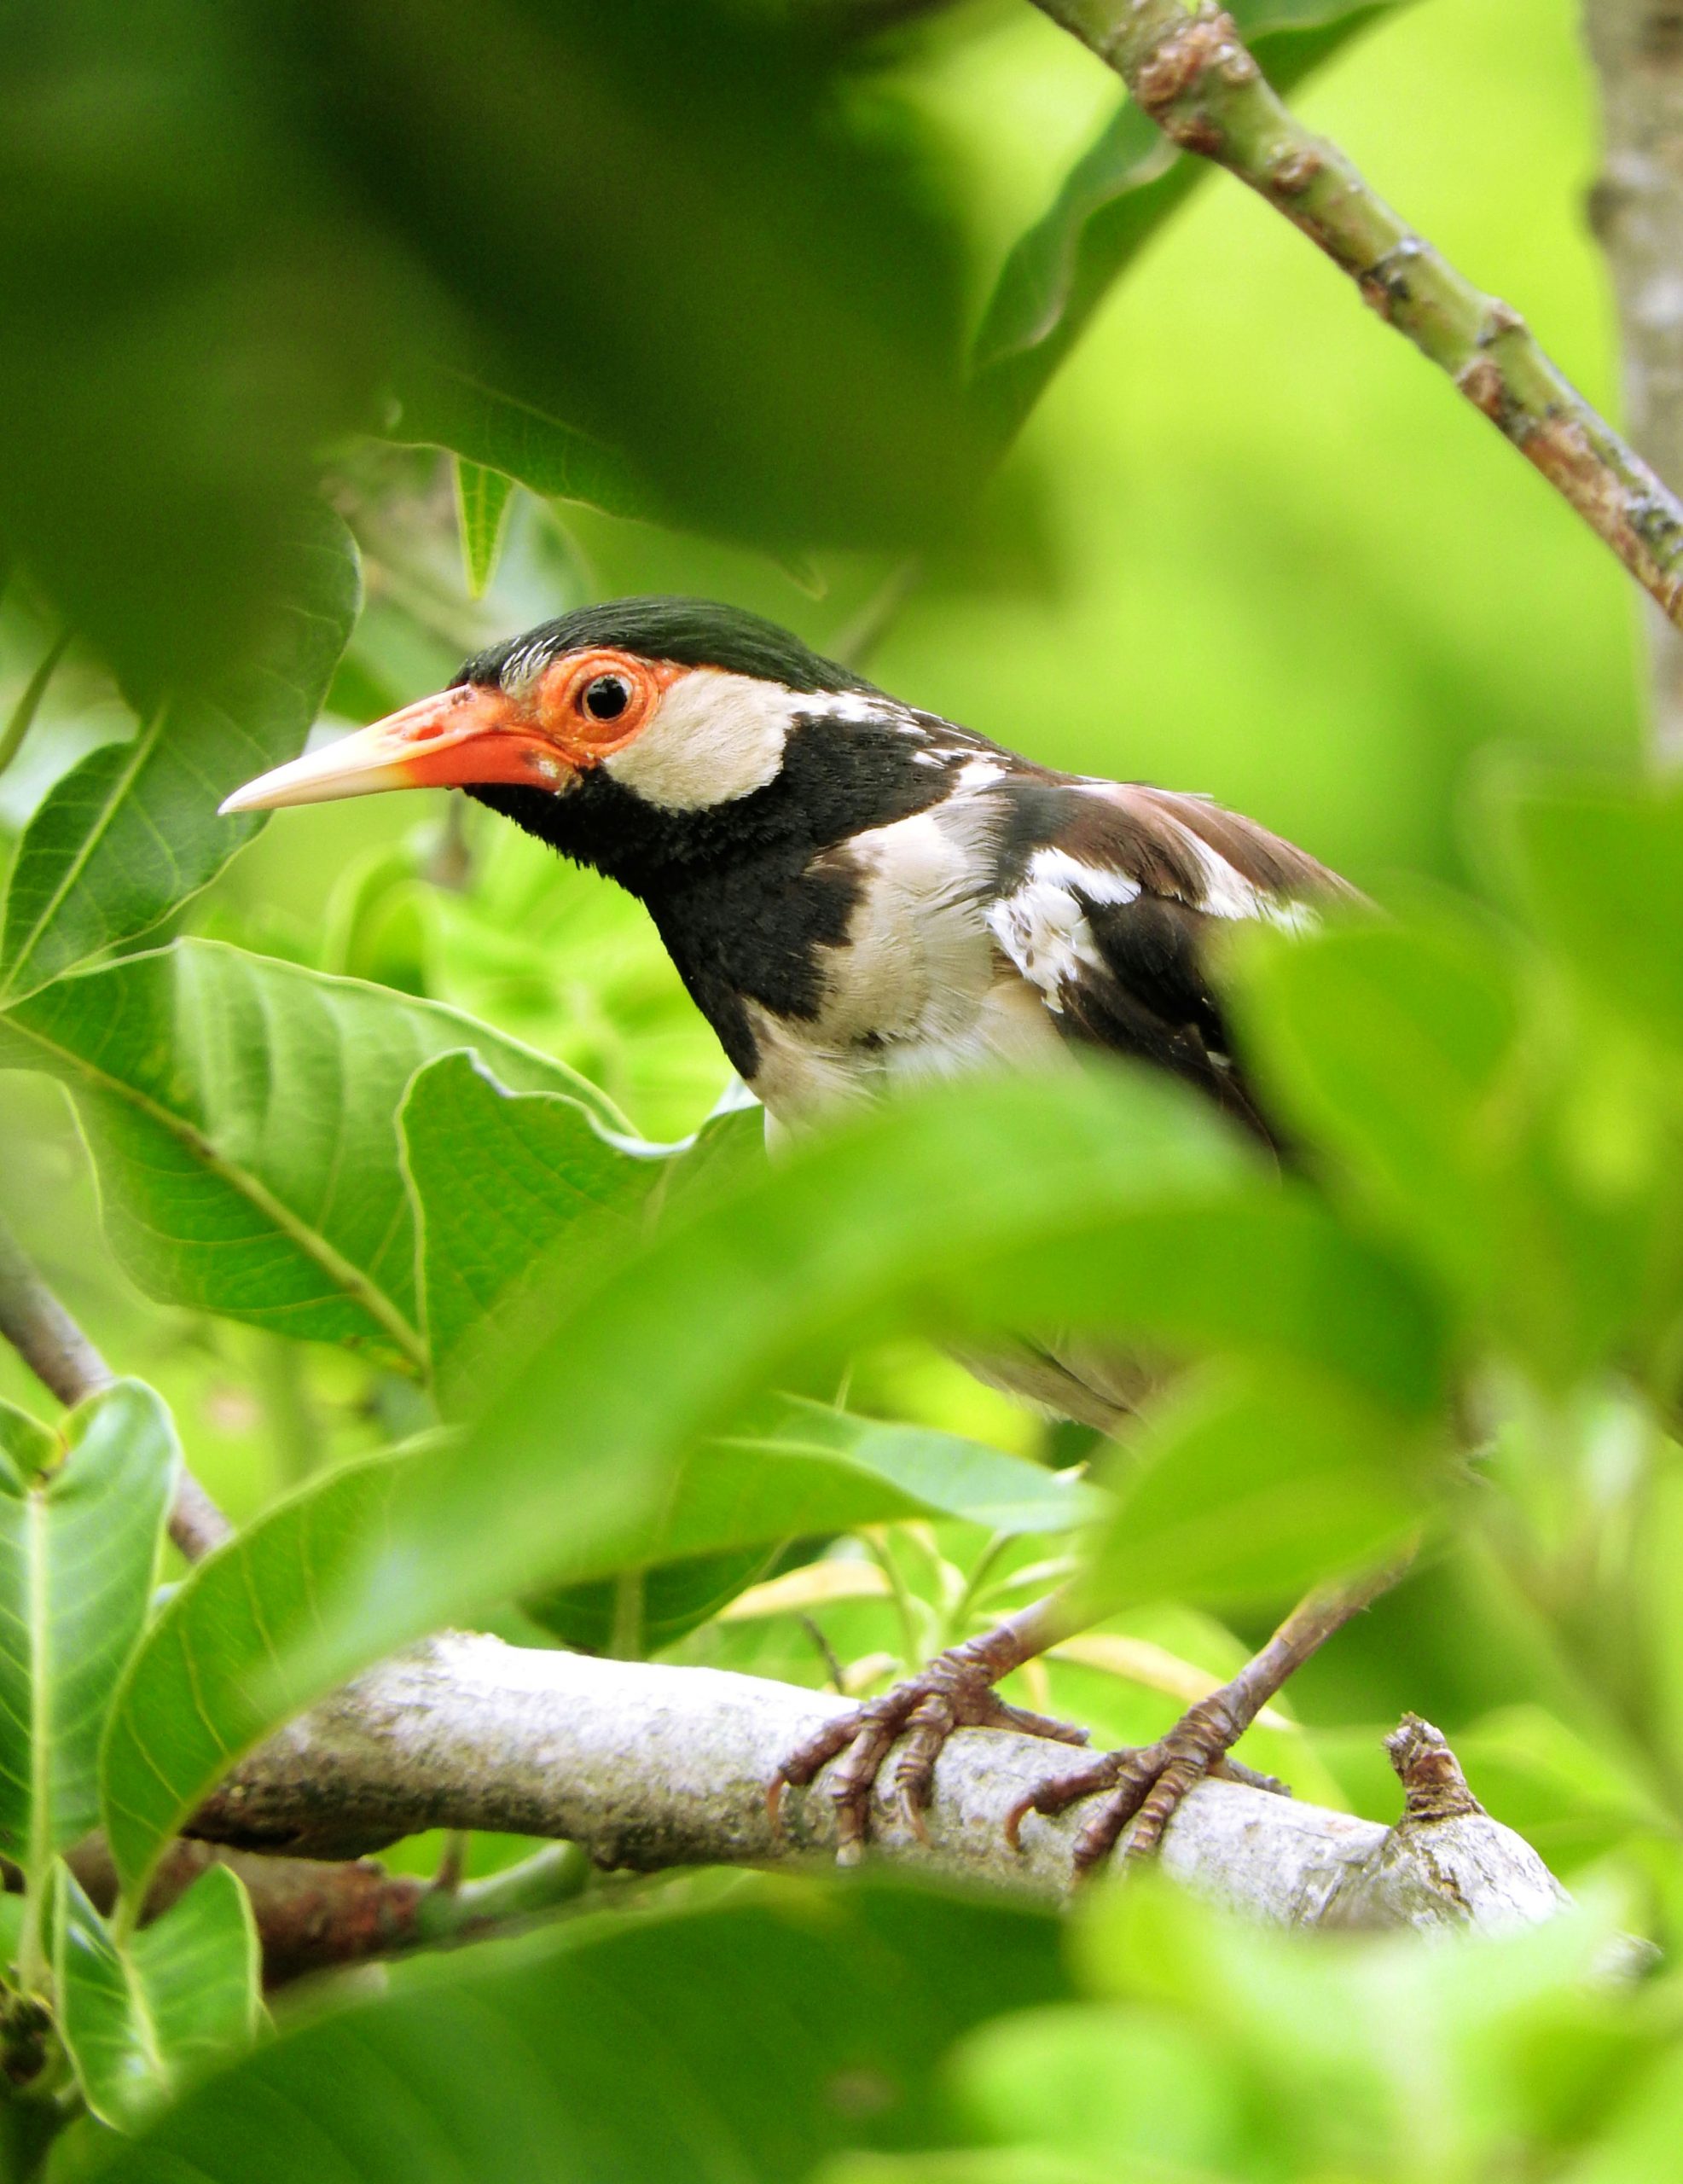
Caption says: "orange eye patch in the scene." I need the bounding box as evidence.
[533,650,687,764]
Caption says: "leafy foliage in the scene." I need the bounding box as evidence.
[0,510,360,1005]
[967,0,1406,442]
[0,1384,177,1876]
[89,1883,1066,2184]
[0,0,1677,2174]
[0,942,624,1362]
[53,1863,259,2129]
[0,0,979,688]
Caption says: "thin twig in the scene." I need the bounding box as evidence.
[0,1208,230,1560]
[1031,0,1683,636]
[0,1208,113,1410]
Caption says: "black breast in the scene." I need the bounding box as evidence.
[470,710,965,1077]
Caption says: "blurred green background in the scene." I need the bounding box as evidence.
[0,0,1648,1874]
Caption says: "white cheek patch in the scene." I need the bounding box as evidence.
[601,668,803,810]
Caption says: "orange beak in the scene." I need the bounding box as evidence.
[218,685,572,816]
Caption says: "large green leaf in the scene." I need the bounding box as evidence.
[525,1393,1108,1648]
[402,1051,664,1410]
[0,940,629,1368]
[0,1383,177,1877]
[1079,1368,1434,1619]
[1499,775,1683,1054]
[394,363,659,524]
[54,1863,260,2131]
[721,1397,1106,1539]
[0,508,359,1004]
[85,1882,1067,2184]
[1231,915,1677,1383]
[968,1,1402,443]
[101,1065,1444,1896]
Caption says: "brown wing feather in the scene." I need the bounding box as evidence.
[989,780,1357,1148]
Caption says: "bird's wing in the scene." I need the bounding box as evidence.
[984,781,1355,1141]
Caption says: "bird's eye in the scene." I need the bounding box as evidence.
[582,674,632,723]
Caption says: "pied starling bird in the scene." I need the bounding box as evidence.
[223,595,1377,1873]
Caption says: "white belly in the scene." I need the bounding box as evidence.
[740,804,1065,1129]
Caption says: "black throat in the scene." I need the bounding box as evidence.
[468,707,966,1079]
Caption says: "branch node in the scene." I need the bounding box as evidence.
[1384,1712,1484,1822]
[1267,144,1322,198]
[1457,355,1510,423]
[1129,4,1254,155]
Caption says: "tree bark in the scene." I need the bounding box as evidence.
[187,1632,1570,1938]
[1584,0,1683,758]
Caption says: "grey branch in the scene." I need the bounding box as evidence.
[1583,0,1683,757]
[190,1632,1570,1937]
[0,1206,230,1561]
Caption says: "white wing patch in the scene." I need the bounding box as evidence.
[987,832,1314,1013]
[986,847,1137,1012]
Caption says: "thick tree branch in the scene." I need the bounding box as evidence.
[0,1207,230,1560]
[1031,0,1683,642]
[187,1633,1570,1937]
[1583,0,1683,756]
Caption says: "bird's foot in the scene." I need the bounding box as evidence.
[1003,1691,1291,1879]
[769,1636,1089,1865]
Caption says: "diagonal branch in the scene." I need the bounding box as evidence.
[186,1631,1570,1938]
[0,1206,230,1560]
[1030,0,1683,637]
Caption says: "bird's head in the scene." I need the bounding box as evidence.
[221,597,891,860]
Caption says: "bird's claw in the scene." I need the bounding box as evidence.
[769,1647,1088,1864]
[1004,1692,1286,1879]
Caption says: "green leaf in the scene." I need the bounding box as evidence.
[949,2002,1241,2177]
[1078,1368,1432,1620]
[1233,918,1524,1296]
[452,457,515,597]
[0,1382,177,1876]
[722,1397,1106,1538]
[54,1863,260,2130]
[1232,914,1673,1382]
[0,1398,58,1484]
[0,940,630,1367]
[524,1395,1106,1649]
[968,2,1401,443]
[82,1881,1066,2184]
[392,363,660,524]
[101,1066,1444,1896]
[0,508,359,1004]
[1500,775,1683,1054]
[401,1052,664,1410]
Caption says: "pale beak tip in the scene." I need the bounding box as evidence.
[218,784,266,817]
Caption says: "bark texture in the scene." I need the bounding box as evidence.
[1585,0,1683,756]
[188,1633,1570,1937]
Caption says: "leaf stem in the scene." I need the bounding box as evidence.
[862,1530,926,1670]
[609,1567,645,1661]
[413,1841,589,1943]
[1031,0,1683,640]
[0,629,70,785]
